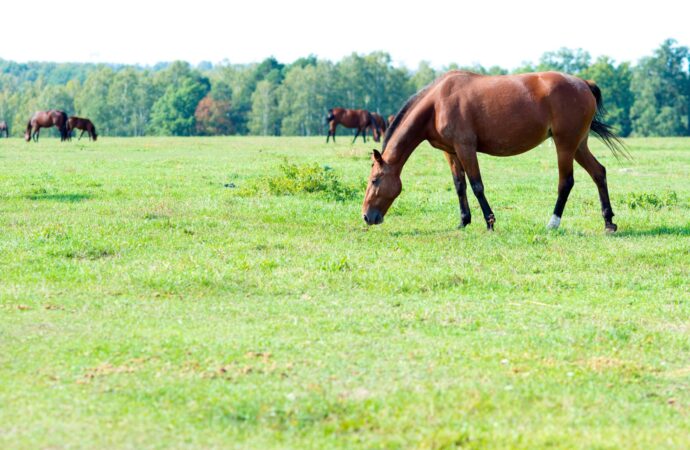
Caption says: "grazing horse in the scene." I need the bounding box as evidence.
[67,116,98,141]
[25,110,69,142]
[362,71,625,233]
[0,121,8,138]
[369,112,388,143]
[326,108,380,143]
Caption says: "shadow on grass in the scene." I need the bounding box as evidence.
[614,225,690,237]
[26,193,91,202]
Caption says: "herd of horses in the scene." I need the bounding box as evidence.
[326,108,394,144]
[3,70,626,233]
[23,110,97,142]
[0,110,97,142]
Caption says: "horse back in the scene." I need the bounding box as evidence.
[430,71,595,155]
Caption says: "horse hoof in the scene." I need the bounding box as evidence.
[486,214,496,231]
[605,223,618,233]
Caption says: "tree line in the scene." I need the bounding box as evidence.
[0,39,688,138]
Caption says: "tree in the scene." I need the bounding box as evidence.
[278,62,337,136]
[248,79,280,135]
[74,66,114,135]
[537,48,591,75]
[410,61,437,92]
[148,62,210,136]
[195,95,233,135]
[630,39,689,136]
[580,56,634,136]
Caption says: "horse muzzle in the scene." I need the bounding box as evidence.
[362,210,383,225]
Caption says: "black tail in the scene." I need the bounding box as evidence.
[91,124,97,141]
[586,81,629,159]
[367,111,381,143]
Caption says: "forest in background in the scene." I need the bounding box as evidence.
[0,38,688,138]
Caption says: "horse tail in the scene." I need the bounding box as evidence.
[367,111,381,142]
[326,108,335,124]
[91,124,97,141]
[586,80,629,159]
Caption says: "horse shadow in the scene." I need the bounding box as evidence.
[26,193,91,202]
[613,225,690,237]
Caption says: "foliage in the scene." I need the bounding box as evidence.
[254,160,359,201]
[625,191,679,209]
[580,57,634,136]
[149,62,211,136]
[195,95,233,135]
[1,40,690,137]
[630,39,690,136]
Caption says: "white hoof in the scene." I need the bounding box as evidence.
[547,215,561,229]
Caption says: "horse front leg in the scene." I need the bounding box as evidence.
[352,128,361,144]
[455,145,495,230]
[79,130,85,141]
[444,152,471,227]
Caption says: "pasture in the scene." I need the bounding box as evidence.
[1,136,689,449]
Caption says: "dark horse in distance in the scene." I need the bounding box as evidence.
[369,112,388,143]
[0,121,8,138]
[326,108,380,143]
[25,110,69,142]
[362,71,625,233]
[67,116,98,141]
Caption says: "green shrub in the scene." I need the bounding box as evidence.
[241,161,359,202]
[625,191,678,210]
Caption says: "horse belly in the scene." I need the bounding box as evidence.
[473,96,551,156]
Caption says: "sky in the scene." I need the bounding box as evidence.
[2,0,688,70]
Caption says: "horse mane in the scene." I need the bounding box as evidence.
[382,79,438,153]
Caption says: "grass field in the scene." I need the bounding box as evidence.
[1,136,689,449]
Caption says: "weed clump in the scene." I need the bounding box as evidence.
[625,191,678,210]
[240,161,360,202]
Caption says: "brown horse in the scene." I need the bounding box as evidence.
[362,71,625,233]
[67,116,97,141]
[326,108,380,143]
[369,112,388,142]
[0,121,8,138]
[25,110,69,142]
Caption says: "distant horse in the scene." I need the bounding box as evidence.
[0,121,8,138]
[362,71,626,233]
[67,116,97,141]
[25,110,69,142]
[369,112,388,143]
[326,108,380,143]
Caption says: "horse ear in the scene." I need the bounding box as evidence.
[372,149,383,164]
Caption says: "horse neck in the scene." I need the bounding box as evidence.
[382,104,430,173]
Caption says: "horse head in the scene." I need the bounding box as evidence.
[362,149,402,225]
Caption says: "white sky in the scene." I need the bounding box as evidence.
[1,0,688,70]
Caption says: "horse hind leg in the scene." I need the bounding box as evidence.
[574,142,617,232]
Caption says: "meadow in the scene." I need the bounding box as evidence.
[1,136,688,449]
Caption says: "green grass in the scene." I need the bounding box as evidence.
[1,136,689,449]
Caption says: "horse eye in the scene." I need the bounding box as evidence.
[372,178,380,186]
